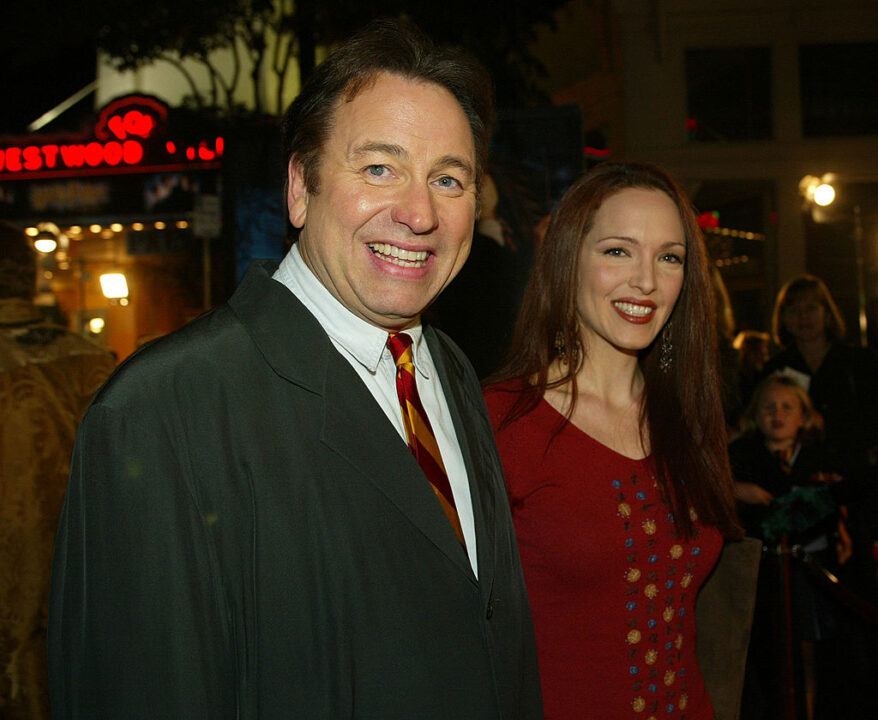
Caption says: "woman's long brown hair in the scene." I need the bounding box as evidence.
[487,161,741,539]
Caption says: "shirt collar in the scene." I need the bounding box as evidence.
[272,244,433,379]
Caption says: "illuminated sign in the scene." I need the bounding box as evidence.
[1,141,145,173]
[94,95,167,142]
[0,95,223,180]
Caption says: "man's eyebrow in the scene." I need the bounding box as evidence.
[351,141,407,160]
[435,155,474,180]
[350,143,474,180]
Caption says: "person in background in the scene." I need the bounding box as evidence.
[48,20,542,720]
[764,275,878,479]
[0,220,115,720]
[761,274,878,719]
[730,373,851,720]
[710,264,742,437]
[484,162,741,720]
[427,160,539,379]
[732,329,771,415]
[762,276,877,612]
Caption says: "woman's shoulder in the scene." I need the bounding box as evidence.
[482,377,530,418]
[825,339,878,371]
[482,377,562,455]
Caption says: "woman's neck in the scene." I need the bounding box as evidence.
[572,338,642,403]
[795,335,830,373]
[544,342,648,459]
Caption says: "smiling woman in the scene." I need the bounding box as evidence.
[575,187,686,361]
[484,161,743,720]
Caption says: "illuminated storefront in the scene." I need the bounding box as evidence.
[0,95,225,360]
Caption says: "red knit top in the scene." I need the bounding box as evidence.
[485,383,722,720]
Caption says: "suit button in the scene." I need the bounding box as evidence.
[486,598,495,619]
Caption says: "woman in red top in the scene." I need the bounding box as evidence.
[484,162,741,720]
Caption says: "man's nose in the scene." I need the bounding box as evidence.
[391,182,439,234]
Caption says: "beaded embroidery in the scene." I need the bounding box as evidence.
[616,472,706,717]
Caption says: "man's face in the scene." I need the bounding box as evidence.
[288,72,477,331]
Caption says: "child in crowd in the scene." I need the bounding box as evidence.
[732,330,771,415]
[730,373,850,720]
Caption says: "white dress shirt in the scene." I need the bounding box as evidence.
[272,245,477,574]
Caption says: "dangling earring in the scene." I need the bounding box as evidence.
[554,330,580,363]
[659,322,673,373]
[554,330,569,360]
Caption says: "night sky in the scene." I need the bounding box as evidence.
[1,1,97,136]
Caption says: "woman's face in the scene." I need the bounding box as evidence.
[782,289,828,344]
[756,383,805,449]
[575,187,686,357]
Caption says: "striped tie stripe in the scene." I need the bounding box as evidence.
[401,398,446,472]
[387,332,465,549]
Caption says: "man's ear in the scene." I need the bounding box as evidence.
[287,157,309,229]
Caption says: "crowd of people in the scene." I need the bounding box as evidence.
[728,275,878,720]
[1,17,876,720]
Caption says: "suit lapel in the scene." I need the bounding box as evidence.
[231,261,474,578]
[425,327,498,594]
[320,352,474,578]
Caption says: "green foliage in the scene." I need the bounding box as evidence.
[760,485,837,544]
[35,0,572,117]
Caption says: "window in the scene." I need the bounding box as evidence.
[685,47,772,142]
[800,43,878,137]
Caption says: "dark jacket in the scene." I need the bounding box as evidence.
[728,434,840,545]
[49,260,542,720]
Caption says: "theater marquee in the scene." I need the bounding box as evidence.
[0,95,223,180]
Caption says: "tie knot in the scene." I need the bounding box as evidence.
[387,332,414,367]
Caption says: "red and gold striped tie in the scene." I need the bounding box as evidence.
[387,332,465,549]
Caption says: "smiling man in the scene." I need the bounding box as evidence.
[49,19,542,720]
[287,73,476,332]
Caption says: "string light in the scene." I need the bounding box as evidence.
[49,220,193,237]
[703,227,765,242]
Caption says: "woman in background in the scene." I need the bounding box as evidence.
[484,162,740,720]
[764,275,878,477]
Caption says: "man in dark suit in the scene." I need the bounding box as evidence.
[48,19,542,720]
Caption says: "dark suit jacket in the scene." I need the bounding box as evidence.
[49,260,542,719]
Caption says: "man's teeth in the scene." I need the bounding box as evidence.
[369,243,429,266]
[614,302,654,317]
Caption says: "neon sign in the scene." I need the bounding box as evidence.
[94,95,167,141]
[0,95,222,180]
[1,141,145,173]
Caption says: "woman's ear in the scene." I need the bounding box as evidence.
[287,157,309,229]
